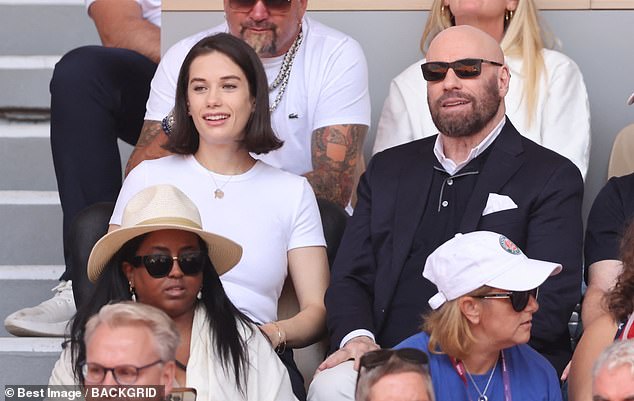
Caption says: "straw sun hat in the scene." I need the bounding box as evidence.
[87,185,243,282]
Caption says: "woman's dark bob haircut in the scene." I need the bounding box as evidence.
[164,33,283,155]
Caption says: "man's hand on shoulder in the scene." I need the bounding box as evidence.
[317,335,379,372]
[125,120,171,176]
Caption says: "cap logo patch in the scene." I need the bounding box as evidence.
[499,235,521,255]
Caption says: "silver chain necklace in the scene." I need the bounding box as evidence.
[465,355,498,401]
[208,172,234,200]
[268,27,303,112]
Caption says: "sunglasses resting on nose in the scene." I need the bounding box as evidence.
[473,287,539,312]
[421,58,503,82]
[129,251,206,278]
[229,0,292,13]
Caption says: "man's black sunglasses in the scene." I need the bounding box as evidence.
[129,251,206,278]
[229,0,292,13]
[473,287,539,312]
[421,58,503,81]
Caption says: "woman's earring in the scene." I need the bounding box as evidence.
[505,9,514,21]
[129,282,137,302]
[441,5,445,15]
[197,286,203,300]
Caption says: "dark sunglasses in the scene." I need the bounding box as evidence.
[82,360,163,385]
[359,348,429,371]
[421,58,503,81]
[473,287,539,312]
[129,251,206,278]
[229,0,292,13]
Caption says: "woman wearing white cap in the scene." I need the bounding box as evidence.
[49,184,298,401]
[395,231,563,401]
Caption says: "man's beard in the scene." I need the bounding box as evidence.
[240,23,278,57]
[429,75,501,138]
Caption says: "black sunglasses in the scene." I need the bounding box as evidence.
[229,0,292,13]
[82,360,163,385]
[359,348,429,371]
[421,58,503,81]
[473,287,539,312]
[129,251,206,279]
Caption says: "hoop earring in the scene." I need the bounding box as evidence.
[129,282,137,302]
[505,9,514,21]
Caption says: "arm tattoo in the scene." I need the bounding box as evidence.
[305,124,368,207]
[125,120,166,176]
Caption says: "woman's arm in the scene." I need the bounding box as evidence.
[260,246,329,349]
[568,314,618,401]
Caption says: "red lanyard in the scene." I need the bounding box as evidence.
[449,350,513,401]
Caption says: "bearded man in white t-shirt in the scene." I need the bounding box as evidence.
[126,0,371,210]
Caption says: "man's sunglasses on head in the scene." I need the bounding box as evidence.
[421,58,503,82]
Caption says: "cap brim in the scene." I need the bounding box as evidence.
[87,224,242,282]
[487,258,561,292]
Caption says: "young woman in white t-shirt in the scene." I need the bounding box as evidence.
[110,33,329,400]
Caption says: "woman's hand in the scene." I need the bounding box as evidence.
[259,322,286,350]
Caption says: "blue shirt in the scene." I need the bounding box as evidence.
[395,332,562,401]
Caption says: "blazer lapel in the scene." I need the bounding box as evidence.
[459,120,525,232]
[375,140,435,320]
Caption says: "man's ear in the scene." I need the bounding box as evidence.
[161,360,177,395]
[498,64,511,97]
[458,296,482,325]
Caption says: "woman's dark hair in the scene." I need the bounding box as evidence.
[68,232,252,393]
[164,33,282,155]
[607,219,634,322]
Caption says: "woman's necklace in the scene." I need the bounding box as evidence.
[464,354,499,401]
[209,173,233,199]
[268,27,303,112]
[205,159,249,200]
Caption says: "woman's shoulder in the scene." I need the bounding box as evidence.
[254,161,311,187]
[391,58,426,87]
[540,48,583,74]
[510,344,558,373]
[394,331,430,351]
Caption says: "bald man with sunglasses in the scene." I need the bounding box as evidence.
[126,0,370,210]
[311,25,582,401]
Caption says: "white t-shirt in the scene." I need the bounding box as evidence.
[110,156,326,324]
[374,48,591,179]
[85,0,161,27]
[145,16,371,176]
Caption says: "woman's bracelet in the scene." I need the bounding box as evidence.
[271,321,286,355]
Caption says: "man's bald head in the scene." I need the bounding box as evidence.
[424,25,510,140]
[427,25,504,65]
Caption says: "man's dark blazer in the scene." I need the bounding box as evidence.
[325,119,584,374]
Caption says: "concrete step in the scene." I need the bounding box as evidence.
[0,4,98,56]
[0,119,134,190]
[1,341,62,388]
[0,192,64,265]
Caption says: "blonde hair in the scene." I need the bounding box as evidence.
[423,286,490,361]
[421,0,553,128]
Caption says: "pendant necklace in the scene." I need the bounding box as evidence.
[209,173,233,199]
[268,27,303,112]
[465,355,499,401]
[206,160,245,199]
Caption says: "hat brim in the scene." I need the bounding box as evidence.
[87,223,242,282]
[487,258,562,292]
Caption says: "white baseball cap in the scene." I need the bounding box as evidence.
[424,231,561,310]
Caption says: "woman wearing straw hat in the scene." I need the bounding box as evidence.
[49,184,297,401]
[394,231,563,401]
[109,33,329,399]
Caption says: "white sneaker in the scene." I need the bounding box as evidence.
[4,280,76,337]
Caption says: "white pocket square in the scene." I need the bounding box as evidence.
[482,193,518,216]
